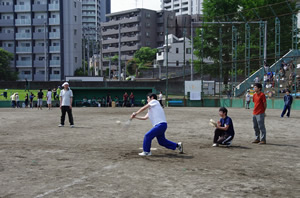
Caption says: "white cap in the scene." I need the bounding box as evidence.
[62,82,69,87]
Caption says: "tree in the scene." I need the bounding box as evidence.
[126,59,137,76]
[193,0,298,84]
[134,47,158,68]
[0,48,18,81]
[74,60,88,76]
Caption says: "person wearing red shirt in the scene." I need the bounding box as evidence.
[252,83,267,144]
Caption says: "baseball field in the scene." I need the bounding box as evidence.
[0,107,299,197]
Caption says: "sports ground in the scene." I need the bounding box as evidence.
[0,107,299,197]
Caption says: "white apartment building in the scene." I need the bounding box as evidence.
[161,0,202,16]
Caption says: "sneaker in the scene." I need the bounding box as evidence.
[252,140,260,143]
[138,151,152,156]
[70,125,75,128]
[58,124,64,127]
[177,142,183,153]
[226,141,232,147]
[212,143,219,147]
[258,141,266,145]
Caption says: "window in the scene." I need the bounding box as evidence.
[74,57,77,63]
[146,13,151,18]
[74,29,77,35]
[176,61,179,66]
[74,1,76,8]
[74,43,77,49]
[146,32,149,37]
[186,48,191,54]
[74,15,77,22]
[38,56,45,60]
[176,48,179,53]
[146,23,150,28]
[54,70,59,74]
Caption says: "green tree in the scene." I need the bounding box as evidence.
[74,60,88,76]
[126,59,138,76]
[0,48,18,81]
[134,47,158,68]
[193,0,298,84]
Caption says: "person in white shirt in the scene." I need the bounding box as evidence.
[46,88,52,110]
[131,93,183,156]
[59,82,74,128]
[158,91,164,108]
[245,90,251,109]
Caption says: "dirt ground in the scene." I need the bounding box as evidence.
[0,107,299,198]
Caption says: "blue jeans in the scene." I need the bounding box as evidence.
[143,122,177,152]
[281,105,291,117]
[253,113,267,142]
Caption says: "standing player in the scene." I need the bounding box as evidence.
[46,88,52,110]
[281,89,293,118]
[158,91,164,108]
[245,90,251,109]
[37,89,44,110]
[252,83,267,144]
[131,93,183,156]
[212,107,235,147]
[59,82,74,128]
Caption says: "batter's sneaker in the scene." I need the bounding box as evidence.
[252,140,260,143]
[58,124,64,127]
[138,151,152,156]
[177,142,183,153]
[258,141,266,145]
[70,125,74,128]
[226,141,232,147]
[212,143,219,147]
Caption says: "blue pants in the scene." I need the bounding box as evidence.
[143,122,177,152]
[281,105,291,117]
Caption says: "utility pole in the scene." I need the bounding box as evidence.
[83,31,86,75]
[165,15,169,102]
[87,28,90,76]
[118,23,121,81]
[191,22,193,81]
[44,22,47,81]
[183,17,186,102]
[99,25,103,76]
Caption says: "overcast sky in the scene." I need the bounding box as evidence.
[111,0,161,13]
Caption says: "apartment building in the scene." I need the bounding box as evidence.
[82,0,111,41]
[0,0,82,81]
[101,8,176,69]
[161,0,202,16]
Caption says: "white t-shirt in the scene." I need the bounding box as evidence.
[159,93,163,100]
[47,91,52,99]
[60,89,73,106]
[148,99,166,126]
[246,93,251,101]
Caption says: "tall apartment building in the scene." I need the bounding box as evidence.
[0,0,82,81]
[161,0,202,16]
[82,0,111,41]
[101,8,176,69]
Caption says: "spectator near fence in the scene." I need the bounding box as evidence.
[130,92,135,107]
[245,90,251,109]
[10,93,16,108]
[29,92,35,109]
[37,89,44,110]
[123,92,128,107]
[25,93,29,108]
[15,93,20,108]
[281,89,293,118]
[47,89,52,110]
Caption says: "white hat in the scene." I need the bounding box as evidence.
[62,82,69,87]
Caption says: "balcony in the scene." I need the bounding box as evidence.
[16,47,32,53]
[32,4,47,12]
[82,7,96,11]
[121,26,140,33]
[19,74,32,80]
[157,17,164,24]
[0,5,13,12]
[49,18,60,25]
[82,18,96,23]
[49,32,60,39]
[16,60,32,67]
[102,16,140,27]
[102,29,119,36]
[33,32,46,40]
[83,13,96,17]
[15,4,31,12]
[121,45,140,52]
[50,60,60,66]
[102,47,119,53]
[0,19,14,27]
[33,18,47,25]
[49,4,59,11]
[15,19,31,26]
[121,35,140,42]
[50,74,60,80]
[15,33,32,40]
[33,46,45,53]
[49,46,60,53]
[1,46,14,53]
[82,0,96,5]
[34,60,45,67]
[102,38,118,45]
[0,33,14,40]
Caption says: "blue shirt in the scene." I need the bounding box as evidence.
[220,116,235,136]
[284,95,293,106]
